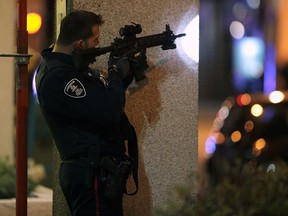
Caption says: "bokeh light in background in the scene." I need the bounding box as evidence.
[246,0,261,9]
[32,68,38,102]
[269,90,285,104]
[233,37,264,92]
[237,93,251,106]
[199,0,288,100]
[229,1,277,94]
[254,138,266,150]
[251,104,263,117]
[205,136,216,155]
[244,120,254,132]
[235,37,264,79]
[232,3,248,21]
[218,106,229,120]
[27,12,42,34]
[230,21,245,39]
[231,130,241,142]
[181,15,199,63]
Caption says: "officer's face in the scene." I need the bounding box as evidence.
[76,24,100,50]
[85,25,100,48]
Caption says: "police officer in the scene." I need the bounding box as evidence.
[36,10,141,216]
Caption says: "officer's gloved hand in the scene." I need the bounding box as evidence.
[130,49,148,82]
[108,54,130,78]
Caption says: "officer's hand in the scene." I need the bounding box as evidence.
[130,49,148,72]
[130,49,148,82]
[108,54,130,78]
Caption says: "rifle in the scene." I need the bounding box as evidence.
[73,23,186,81]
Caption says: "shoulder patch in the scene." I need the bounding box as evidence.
[64,78,86,98]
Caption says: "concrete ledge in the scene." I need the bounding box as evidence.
[0,186,52,216]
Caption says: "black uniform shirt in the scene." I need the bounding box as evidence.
[36,48,126,160]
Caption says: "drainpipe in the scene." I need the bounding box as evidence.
[16,0,28,215]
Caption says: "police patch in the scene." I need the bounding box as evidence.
[64,78,86,98]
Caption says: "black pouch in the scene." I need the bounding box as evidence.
[100,156,132,200]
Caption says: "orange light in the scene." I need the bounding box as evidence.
[215,132,225,144]
[231,131,241,142]
[244,120,254,132]
[237,94,251,106]
[27,12,42,34]
[255,138,266,150]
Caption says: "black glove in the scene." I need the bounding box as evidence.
[130,49,148,82]
[108,54,130,78]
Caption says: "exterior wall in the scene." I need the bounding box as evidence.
[0,0,16,162]
[54,0,199,215]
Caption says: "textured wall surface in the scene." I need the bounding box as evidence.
[54,0,199,215]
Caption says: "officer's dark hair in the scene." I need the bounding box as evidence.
[57,10,104,45]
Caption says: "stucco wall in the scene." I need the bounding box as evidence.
[54,0,199,215]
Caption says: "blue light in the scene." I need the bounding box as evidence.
[232,37,265,92]
[205,136,216,154]
[264,43,276,93]
[32,68,39,103]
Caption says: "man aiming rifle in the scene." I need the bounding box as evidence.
[73,22,185,81]
[35,10,184,216]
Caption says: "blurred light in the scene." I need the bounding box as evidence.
[181,15,199,62]
[252,145,261,156]
[237,93,251,106]
[269,91,285,104]
[215,133,225,144]
[247,0,261,9]
[233,37,265,92]
[233,3,248,20]
[32,69,39,103]
[251,104,263,117]
[223,97,234,110]
[27,12,42,34]
[241,39,262,58]
[244,120,254,132]
[238,38,264,78]
[264,44,276,93]
[230,21,245,39]
[266,163,276,172]
[205,136,216,154]
[218,106,229,120]
[255,138,266,150]
[231,131,241,142]
[212,117,224,131]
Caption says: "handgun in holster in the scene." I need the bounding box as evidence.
[100,156,132,200]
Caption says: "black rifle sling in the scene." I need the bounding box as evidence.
[122,113,139,196]
[127,124,139,195]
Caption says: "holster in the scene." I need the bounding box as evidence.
[99,156,132,201]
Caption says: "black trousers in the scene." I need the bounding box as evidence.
[59,162,124,216]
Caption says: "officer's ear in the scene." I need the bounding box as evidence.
[75,39,85,49]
